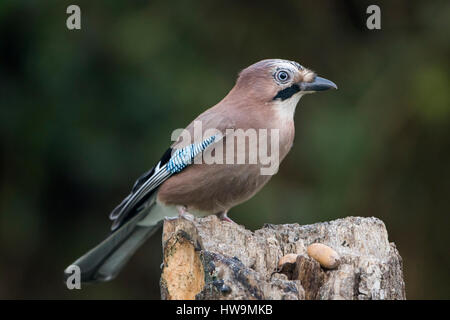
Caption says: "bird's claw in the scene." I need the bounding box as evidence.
[217,211,235,223]
[177,205,195,222]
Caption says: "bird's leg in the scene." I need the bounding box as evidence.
[176,205,195,221]
[217,210,234,223]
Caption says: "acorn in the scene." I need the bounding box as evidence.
[278,253,298,269]
[306,243,340,269]
[276,253,299,279]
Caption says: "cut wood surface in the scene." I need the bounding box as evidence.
[160,215,406,300]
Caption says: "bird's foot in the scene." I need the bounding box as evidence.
[221,216,234,223]
[177,205,195,222]
[217,211,235,223]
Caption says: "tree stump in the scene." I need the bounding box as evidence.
[160,216,406,300]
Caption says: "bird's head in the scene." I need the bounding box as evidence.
[232,59,337,109]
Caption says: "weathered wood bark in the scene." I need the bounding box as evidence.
[160,216,406,300]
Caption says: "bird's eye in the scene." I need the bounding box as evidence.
[275,70,290,83]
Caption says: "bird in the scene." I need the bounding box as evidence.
[64,59,337,283]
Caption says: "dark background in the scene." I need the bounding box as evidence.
[0,0,449,299]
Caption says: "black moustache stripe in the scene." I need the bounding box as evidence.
[272,84,300,101]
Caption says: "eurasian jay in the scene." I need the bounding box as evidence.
[64,59,337,283]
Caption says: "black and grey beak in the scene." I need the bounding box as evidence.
[273,75,337,101]
[300,76,337,92]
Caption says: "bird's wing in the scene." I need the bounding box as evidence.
[108,148,171,230]
[108,110,235,231]
[109,135,221,231]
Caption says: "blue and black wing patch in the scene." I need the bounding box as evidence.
[109,135,218,231]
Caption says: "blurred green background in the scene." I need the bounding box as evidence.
[0,0,449,299]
